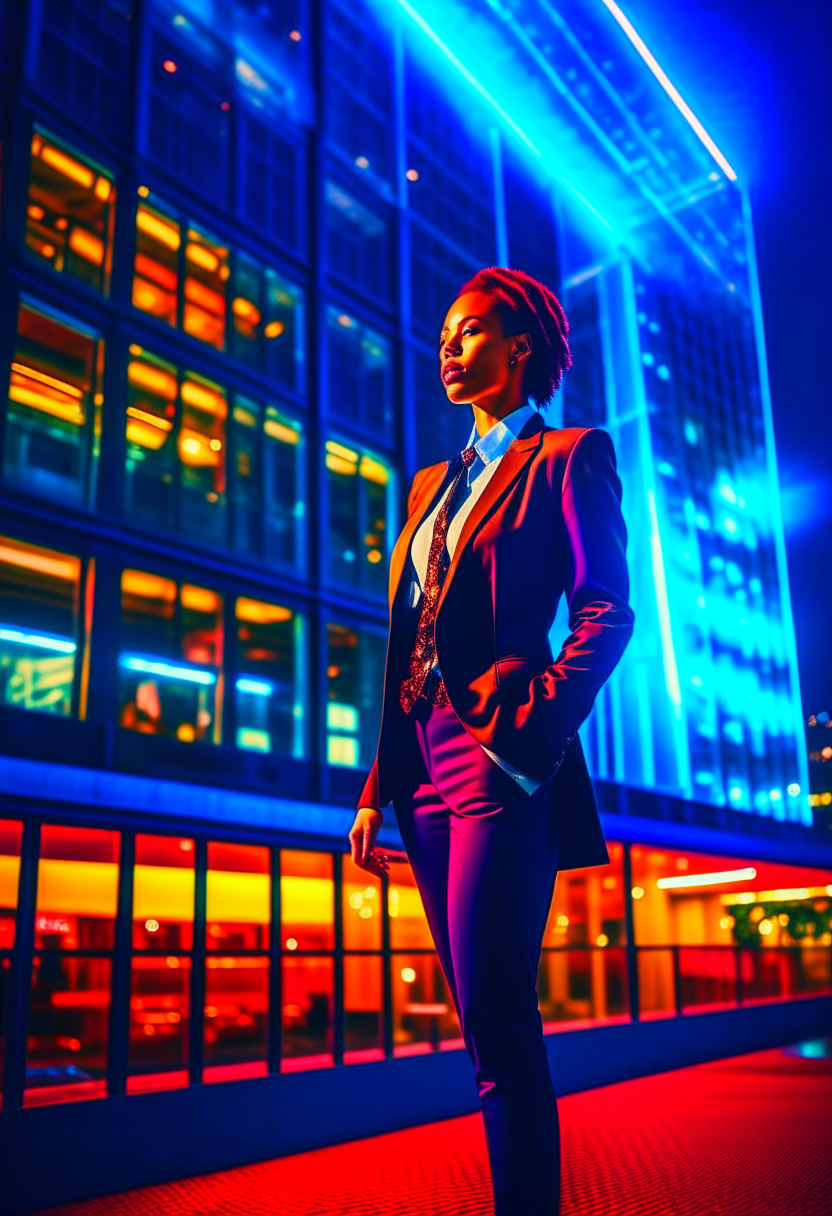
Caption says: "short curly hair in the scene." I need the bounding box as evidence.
[455,267,572,409]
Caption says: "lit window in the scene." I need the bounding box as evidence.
[0,536,82,717]
[281,850,334,952]
[0,820,24,951]
[118,569,223,745]
[26,825,120,1107]
[4,300,103,506]
[133,198,181,326]
[235,597,305,757]
[231,397,305,569]
[324,437,393,594]
[325,623,385,769]
[183,226,228,350]
[231,255,305,392]
[124,349,227,543]
[327,307,392,435]
[26,129,115,295]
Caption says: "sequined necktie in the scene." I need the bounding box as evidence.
[399,446,478,715]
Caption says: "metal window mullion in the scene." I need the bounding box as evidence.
[267,845,282,1073]
[622,842,640,1022]
[107,829,134,1096]
[2,816,40,1110]
[188,837,207,1085]
[333,851,344,1065]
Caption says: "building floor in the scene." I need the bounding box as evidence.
[38,1043,831,1216]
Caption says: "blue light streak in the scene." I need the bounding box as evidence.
[121,656,215,685]
[236,677,273,696]
[0,628,76,655]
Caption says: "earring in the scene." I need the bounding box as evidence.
[509,356,517,367]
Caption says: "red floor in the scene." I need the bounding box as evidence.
[39,1043,832,1216]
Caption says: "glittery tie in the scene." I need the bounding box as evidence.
[399,446,478,715]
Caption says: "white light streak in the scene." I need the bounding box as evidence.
[657,866,756,890]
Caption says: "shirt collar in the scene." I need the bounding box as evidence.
[465,403,537,466]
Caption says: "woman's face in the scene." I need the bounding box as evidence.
[439,291,525,408]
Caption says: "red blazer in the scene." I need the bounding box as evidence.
[357,412,634,870]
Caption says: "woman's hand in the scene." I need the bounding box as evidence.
[349,807,390,877]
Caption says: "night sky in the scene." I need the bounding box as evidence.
[620,0,832,781]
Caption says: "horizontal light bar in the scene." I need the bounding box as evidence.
[236,677,273,696]
[657,866,756,890]
[0,627,76,654]
[121,655,215,685]
[600,0,737,181]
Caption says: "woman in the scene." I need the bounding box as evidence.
[348,267,634,1215]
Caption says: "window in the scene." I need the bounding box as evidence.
[145,26,230,208]
[324,439,393,595]
[414,347,466,469]
[325,623,385,769]
[239,109,303,254]
[231,398,305,569]
[33,0,133,144]
[231,254,305,390]
[538,843,628,1029]
[0,820,22,1099]
[204,843,271,1082]
[4,300,103,506]
[235,597,305,757]
[343,854,383,1063]
[133,197,180,327]
[327,309,392,437]
[325,0,394,193]
[0,536,85,718]
[124,347,226,542]
[26,130,115,295]
[504,151,560,290]
[129,833,195,1093]
[409,227,477,339]
[326,180,390,302]
[281,850,334,1071]
[183,226,229,350]
[118,569,223,745]
[26,826,120,1106]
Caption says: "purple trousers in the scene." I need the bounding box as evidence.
[393,702,562,1216]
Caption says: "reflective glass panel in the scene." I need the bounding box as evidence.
[344,955,383,1062]
[183,226,228,349]
[128,956,190,1081]
[0,820,23,949]
[204,957,269,1072]
[133,834,195,951]
[26,130,115,294]
[0,537,80,716]
[133,198,180,326]
[119,572,222,744]
[230,255,304,391]
[325,181,390,301]
[342,854,382,951]
[537,948,628,1028]
[207,842,270,951]
[235,598,304,757]
[542,843,626,948]
[281,850,333,952]
[124,347,178,530]
[392,953,459,1057]
[325,623,385,770]
[230,397,305,568]
[326,309,392,435]
[388,860,432,950]
[179,372,227,542]
[25,955,111,1105]
[324,439,391,595]
[4,301,102,505]
[281,956,333,1069]
[35,826,119,950]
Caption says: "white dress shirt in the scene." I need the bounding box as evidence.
[407,403,541,795]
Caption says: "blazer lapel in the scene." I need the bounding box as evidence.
[387,461,451,607]
[437,415,545,614]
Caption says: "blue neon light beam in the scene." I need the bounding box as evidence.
[120,656,216,685]
[0,628,76,654]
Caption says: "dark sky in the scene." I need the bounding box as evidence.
[623,0,832,778]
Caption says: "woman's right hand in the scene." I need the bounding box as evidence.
[349,807,389,877]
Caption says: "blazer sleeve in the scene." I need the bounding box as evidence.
[517,427,635,781]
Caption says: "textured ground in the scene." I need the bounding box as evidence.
[40,1043,832,1216]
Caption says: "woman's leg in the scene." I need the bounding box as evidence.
[422,704,562,1216]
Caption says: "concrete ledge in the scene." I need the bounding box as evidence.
[2,996,829,1214]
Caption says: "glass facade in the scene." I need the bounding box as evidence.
[0,820,825,1107]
